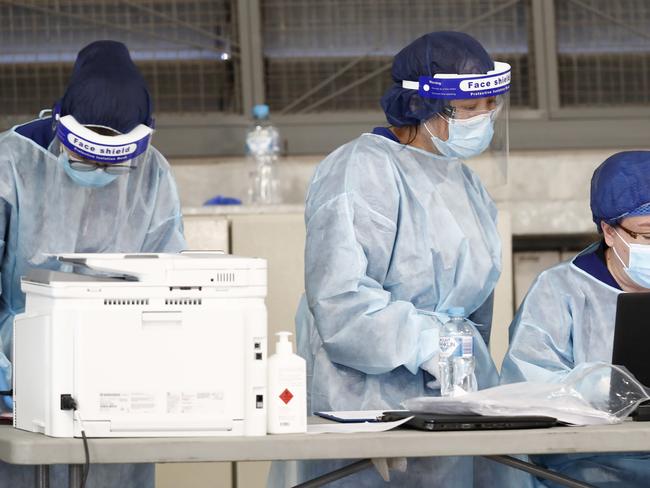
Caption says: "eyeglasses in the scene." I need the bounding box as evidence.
[68,159,136,175]
[442,98,503,120]
[442,98,503,121]
[442,104,502,121]
[617,223,650,241]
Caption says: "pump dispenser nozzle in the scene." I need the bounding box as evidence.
[275,331,293,354]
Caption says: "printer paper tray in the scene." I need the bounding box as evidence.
[109,419,233,432]
[79,418,240,437]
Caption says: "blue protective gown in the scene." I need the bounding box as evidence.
[0,117,186,488]
[270,132,501,487]
[500,242,650,488]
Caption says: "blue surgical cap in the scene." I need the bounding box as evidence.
[380,31,494,127]
[59,40,153,133]
[591,151,650,229]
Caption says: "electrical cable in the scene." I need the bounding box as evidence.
[69,399,90,488]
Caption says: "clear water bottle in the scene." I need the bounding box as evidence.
[452,310,477,395]
[245,104,280,204]
[438,307,476,397]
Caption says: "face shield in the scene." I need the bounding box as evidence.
[55,114,154,175]
[402,61,511,188]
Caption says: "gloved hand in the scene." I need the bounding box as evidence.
[371,457,407,481]
[421,354,441,390]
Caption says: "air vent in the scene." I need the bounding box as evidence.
[211,272,235,284]
[104,299,150,306]
[165,298,203,306]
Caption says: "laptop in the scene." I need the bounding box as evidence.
[612,292,650,420]
[613,292,650,386]
[379,411,558,431]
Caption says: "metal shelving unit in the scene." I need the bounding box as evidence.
[1,0,649,155]
[556,0,650,107]
[261,0,536,112]
[0,0,241,116]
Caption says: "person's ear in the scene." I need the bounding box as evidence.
[602,221,616,247]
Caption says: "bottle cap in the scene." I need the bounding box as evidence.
[275,331,293,354]
[447,307,465,317]
[252,104,270,120]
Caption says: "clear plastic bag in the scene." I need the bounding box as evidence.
[403,362,650,425]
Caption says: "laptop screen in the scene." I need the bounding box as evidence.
[612,292,650,387]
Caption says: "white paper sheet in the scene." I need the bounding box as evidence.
[307,416,413,434]
[315,410,398,422]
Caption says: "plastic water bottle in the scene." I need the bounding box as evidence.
[245,104,280,204]
[438,307,476,397]
[452,310,477,395]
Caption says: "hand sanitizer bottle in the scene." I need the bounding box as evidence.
[267,332,307,434]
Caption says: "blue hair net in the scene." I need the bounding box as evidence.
[591,151,650,228]
[380,31,494,127]
[59,40,153,133]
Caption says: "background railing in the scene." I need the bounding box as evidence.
[1,0,649,155]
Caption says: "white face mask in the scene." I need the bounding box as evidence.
[612,228,650,289]
[424,112,494,159]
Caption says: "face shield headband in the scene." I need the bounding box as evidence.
[55,114,153,164]
[401,61,511,100]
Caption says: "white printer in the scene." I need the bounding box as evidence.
[13,252,267,438]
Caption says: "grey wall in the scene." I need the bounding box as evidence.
[172,147,621,236]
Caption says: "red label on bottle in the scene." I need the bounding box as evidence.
[279,388,294,404]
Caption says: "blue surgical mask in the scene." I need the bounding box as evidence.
[57,152,118,188]
[425,112,494,160]
[613,228,650,288]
